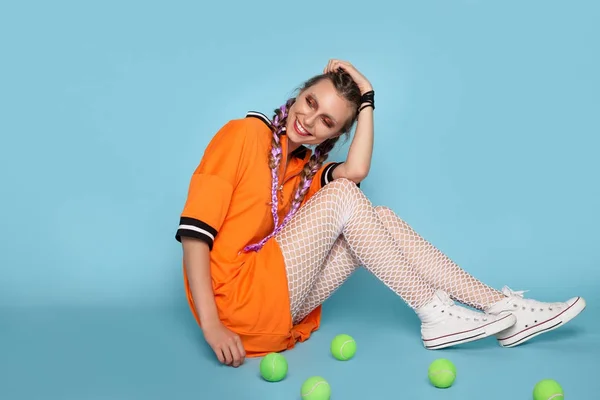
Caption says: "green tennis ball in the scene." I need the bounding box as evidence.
[259,353,288,382]
[428,358,456,388]
[330,334,357,361]
[301,376,331,400]
[533,379,564,400]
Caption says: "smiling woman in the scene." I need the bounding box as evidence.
[286,78,358,146]
[283,74,373,187]
[175,59,586,368]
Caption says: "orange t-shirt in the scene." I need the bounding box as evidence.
[175,111,345,357]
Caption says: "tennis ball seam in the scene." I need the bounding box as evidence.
[339,339,355,360]
[302,381,328,397]
[270,356,277,379]
[547,395,564,400]
[430,369,455,379]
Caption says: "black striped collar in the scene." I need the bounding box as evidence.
[246,111,308,159]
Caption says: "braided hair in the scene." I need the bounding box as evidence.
[243,70,362,252]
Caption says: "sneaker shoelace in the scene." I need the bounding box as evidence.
[502,286,563,312]
[436,291,489,322]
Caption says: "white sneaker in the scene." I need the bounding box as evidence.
[486,286,586,347]
[416,290,517,350]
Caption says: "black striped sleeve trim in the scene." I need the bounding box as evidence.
[321,162,342,187]
[175,217,218,250]
[320,162,361,188]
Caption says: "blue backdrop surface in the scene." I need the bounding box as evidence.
[0,1,597,399]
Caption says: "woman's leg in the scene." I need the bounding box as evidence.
[274,179,516,349]
[374,206,587,347]
[291,235,360,324]
[276,180,434,316]
[374,206,505,310]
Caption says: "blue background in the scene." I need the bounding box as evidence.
[1,0,598,399]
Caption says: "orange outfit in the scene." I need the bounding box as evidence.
[175,111,344,357]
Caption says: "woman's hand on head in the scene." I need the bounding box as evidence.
[202,321,246,367]
[324,59,373,95]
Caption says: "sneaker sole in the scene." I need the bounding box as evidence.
[422,313,517,350]
[497,296,586,347]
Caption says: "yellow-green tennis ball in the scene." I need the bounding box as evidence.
[533,379,564,400]
[330,334,356,361]
[259,353,288,382]
[301,376,331,400]
[428,358,456,388]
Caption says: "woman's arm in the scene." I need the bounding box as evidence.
[324,60,374,184]
[182,237,220,328]
[182,237,246,367]
[333,104,374,183]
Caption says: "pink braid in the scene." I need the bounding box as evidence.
[269,148,322,237]
[243,150,321,252]
[243,100,339,252]
[267,104,286,230]
[242,103,290,252]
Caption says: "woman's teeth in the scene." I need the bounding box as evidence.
[295,119,310,136]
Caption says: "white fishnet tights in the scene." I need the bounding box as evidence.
[274,179,506,325]
[275,179,435,323]
[376,207,506,310]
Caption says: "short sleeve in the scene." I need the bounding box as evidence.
[319,162,343,187]
[175,119,252,249]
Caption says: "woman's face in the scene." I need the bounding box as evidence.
[285,79,355,149]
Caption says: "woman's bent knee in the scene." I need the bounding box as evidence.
[326,178,361,195]
[307,178,366,213]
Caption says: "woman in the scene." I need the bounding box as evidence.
[175,60,586,368]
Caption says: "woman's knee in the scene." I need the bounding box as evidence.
[310,178,366,213]
[326,178,361,196]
